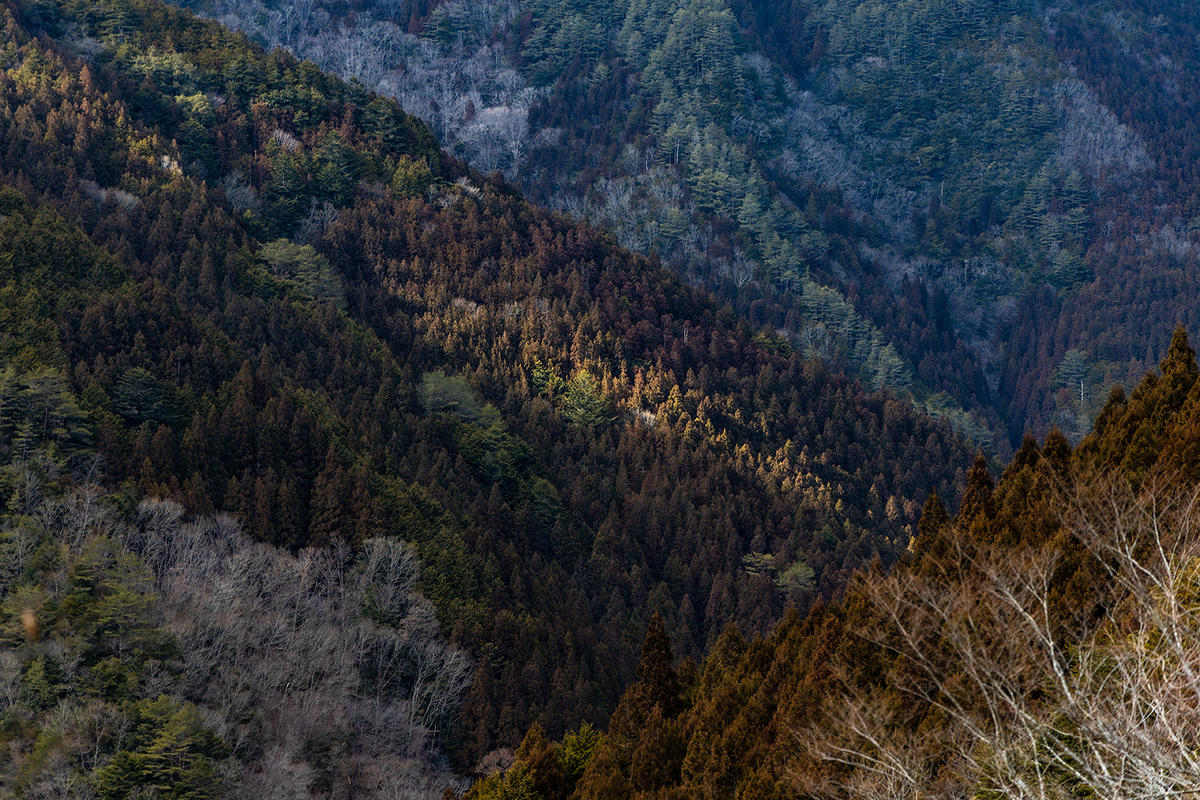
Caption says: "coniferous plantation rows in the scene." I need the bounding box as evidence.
[0,0,977,793]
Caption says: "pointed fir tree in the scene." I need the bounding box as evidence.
[263,155,305,237]
[956,454,995,536]
[635,611,681,717]
[514,722,567,800]
[910,490,950,565]
[315,132,356,207]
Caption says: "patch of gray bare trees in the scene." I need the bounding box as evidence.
[209,0,537,179]
[3,474,471,800]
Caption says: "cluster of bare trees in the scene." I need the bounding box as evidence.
[800,476,1200,799]
[381,37,536,178]
[779,89,919,246]
[1054,77,1152,182]
[3,476,470,800]
[209,0,537,177]
[127,498,473,798]
[220,0,408,87]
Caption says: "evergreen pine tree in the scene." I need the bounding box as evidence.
[263,155,305,237]
[514,722,567,800]
[315,132,355,207]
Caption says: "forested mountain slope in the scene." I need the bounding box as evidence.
[0,0,977,789]
[191,0,1200,453]
[466,329,1200,799]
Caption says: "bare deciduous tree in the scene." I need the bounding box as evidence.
[18,491,475,800]
[801,476,1200,800]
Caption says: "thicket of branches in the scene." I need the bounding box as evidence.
[804,476,1200,799]
[1,468,470,799]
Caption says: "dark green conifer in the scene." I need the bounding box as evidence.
[263,155,305,237]
[315,132,356,206]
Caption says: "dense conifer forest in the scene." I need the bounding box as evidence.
[190,0,1200,452]
[464,329,1200,800]
[0,0,978,792]
[3,0,1200,797]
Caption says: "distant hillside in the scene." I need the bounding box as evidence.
[189,0,1200,453]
